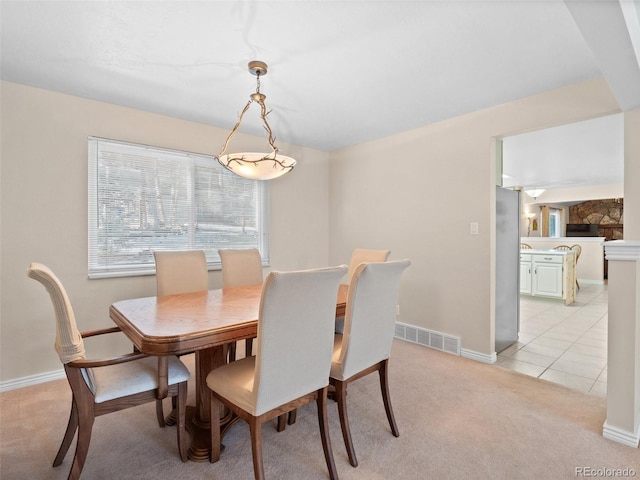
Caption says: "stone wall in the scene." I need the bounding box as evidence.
[569,198,623,240]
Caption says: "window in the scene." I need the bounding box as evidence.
[88,137,269,278]
[549,208,562,238]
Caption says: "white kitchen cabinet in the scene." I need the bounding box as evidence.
[520,250,576,305]
[532,255,563,298]
[520,253,532,294]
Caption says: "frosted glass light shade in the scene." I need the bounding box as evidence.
[525,189,545,199]
[217,152,296,180]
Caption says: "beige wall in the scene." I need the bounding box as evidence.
[2,78,637,384]
[624,108,640,240]
[329,78,622,356]
[0,81,331,382]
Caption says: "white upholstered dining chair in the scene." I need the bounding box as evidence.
[153,249,208,422]
[27,263,190,480]
[218,248,264,359]
[334,248,391,334]
[331,259,411,467]
[206,264,348,480]
[154,249,209,296]
[347,248,391,282]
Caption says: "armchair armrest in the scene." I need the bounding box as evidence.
[80,326,122,338]
[66,351,147,369]
[73,326,170,400]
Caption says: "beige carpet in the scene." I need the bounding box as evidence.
[1,339,638,479]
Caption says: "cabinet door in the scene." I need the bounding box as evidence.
[520,261,532,294]
[533,263,563,298]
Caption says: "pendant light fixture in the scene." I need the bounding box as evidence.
[525,188,545,199]
[215,60,296,180]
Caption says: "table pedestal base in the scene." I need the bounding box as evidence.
[186,345,241,462]
[185,406,240,461]
[186,406,212,462]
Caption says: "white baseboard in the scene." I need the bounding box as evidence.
[461,348,497,364]
[0,368,65,393]
[602,421,640,448]
[578,278,606,285]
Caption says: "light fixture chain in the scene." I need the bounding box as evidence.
[257,98,278,154]
[217,99,253,157]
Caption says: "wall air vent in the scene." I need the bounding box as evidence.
[394,322,461,356]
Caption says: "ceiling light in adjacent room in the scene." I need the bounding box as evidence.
[525,189,545,199]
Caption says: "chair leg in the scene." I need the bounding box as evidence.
[210,396,222,463]
[157,396,178,427]
[276,414,287,432]
[379,359,399,437]
[245,337,254,357]
[176,382,188,462]
[249,417,265,480]
[169,395,178,426]
[316,387,339,480]
[334,379,358,467]
[53,399,78,467]
[288,409,297,425]
[228,342,237,362]
[67,404,95,480]
[276,409,296,432]
[156,399,166,428]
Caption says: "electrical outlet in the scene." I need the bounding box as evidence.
[470,222,479,235]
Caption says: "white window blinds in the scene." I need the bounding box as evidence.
[88,137,269,278]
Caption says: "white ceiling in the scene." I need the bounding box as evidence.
[502,113,624,191]
[2,1,640,187]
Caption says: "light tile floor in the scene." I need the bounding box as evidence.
[496,283,608,397]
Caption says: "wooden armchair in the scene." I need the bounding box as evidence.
[570,244,582,289]
[27,263,190,480]
[554,244,581,290]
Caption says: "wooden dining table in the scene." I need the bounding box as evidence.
[109,282,348,462]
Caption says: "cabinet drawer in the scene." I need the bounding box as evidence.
[533,255,563,264]
[520,254,532,262]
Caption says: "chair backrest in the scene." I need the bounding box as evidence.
[553,245,571,251]
[347,248,390,283]
[26,263,86,364]
[520,243,532,249]
[252,265,348,416]
[154,250,208,296]
[570,244,582,261]
[336,259,411,381]
[219,248,263,288]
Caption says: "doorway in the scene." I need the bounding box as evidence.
[495,113,622,396]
